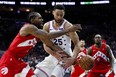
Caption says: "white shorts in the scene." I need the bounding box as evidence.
[51,64,65,77]
[34,55,66,77]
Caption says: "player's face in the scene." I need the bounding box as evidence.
[32,13,43,28]
[94,36,102,44]
[53,9,65,23]
[79,40,85,47]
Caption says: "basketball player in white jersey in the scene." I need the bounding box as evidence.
[34,5,81,77]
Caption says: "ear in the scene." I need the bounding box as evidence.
[64,12,65,15]
[30,18,34,23]
[52,10,55,15]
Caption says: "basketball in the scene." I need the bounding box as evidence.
[78,55,94,70]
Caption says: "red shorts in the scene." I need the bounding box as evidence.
[71,64,86,77]
[88,71,114,77]
[0,52,35,77]
[88,68,115,77]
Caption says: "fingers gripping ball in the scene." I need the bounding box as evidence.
[78,55,94,70]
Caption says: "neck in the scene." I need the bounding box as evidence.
[54,19,64,27]
[32,23,42,29]
[95,43,102,48]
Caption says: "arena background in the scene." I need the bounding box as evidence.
[0,0,116,77]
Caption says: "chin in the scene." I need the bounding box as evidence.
[55,20,61,23]
[55,21,60,23]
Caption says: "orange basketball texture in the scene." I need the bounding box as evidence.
[78,55,94,70]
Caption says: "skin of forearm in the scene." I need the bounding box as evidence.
[43,44,56,56]
[109,49,116,68]
[44,44,64,61]
[50,44,63,51]
[42,39,63,52]
[47,29,69,39]
[72,46,80,62]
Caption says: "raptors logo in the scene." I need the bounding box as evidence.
[1,67,8,75]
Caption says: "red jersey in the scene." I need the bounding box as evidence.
[71,48,87,77]
[91,43,111,72]
[6,33,39,58]
[80,48,87,55]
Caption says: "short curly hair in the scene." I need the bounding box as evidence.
[27,12,39,23]
[53,5,65,11]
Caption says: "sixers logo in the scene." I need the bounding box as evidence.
[1,67,8,75]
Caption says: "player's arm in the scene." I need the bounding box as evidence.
[20,24,49,39]
[87,47,92,56]
[46,23,82,39]
[67,23,81,56]
[20,24,62,51]
[61,23,80,68]
[69,29,80,64]
[20,23,81,39]
[43,44,63,61]
[106,45,116,74]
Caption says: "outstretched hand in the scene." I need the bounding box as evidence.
[68,24,82,32]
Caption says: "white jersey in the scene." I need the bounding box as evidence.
[34,19,73,77]
[48,19,72,56]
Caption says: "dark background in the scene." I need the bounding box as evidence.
[0,0,116,49]
[0,0,116,68]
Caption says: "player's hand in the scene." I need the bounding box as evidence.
[53,51,67,61]
[68,24,82,32]
[61,57,75,68]
[53,52,62,61]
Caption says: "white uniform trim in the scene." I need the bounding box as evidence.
[36,67,49,77]
[14,65,30,77]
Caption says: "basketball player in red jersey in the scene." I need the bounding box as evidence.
[87,34,116,77]
[0,12,82,77]
[71,40,87,77]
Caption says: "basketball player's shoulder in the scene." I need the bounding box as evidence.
[44,22,49,26]
[43,20,53,31]
[102,43,109,46]
[44,20,53,27]
[65,19,72,25]
[21,23,30,28]
[102,43,109,49]
[88,46,92,51]
[87,46,93,53]
[43,22,50,30]
[105,44,110,49]
[20,23,34,32]
[87,46,93,55]
[64,19,73,29]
